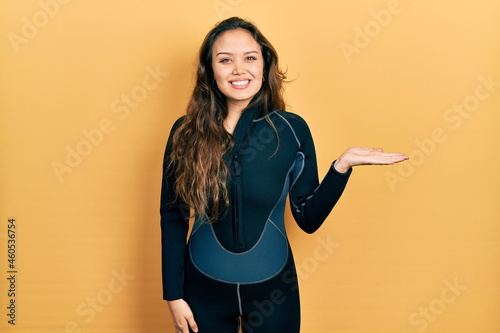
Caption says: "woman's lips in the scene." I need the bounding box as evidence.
[229,79,251,89]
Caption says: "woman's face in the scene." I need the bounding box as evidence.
[211,28,264,112]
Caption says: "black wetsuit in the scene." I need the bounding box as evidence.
[160,103,351,332]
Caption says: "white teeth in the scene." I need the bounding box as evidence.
[231,80,249,86]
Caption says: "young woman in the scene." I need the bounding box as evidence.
[160,17,408,333]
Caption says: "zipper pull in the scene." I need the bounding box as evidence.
[232,152,241,177]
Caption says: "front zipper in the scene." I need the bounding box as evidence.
[231,152,243,249]
[228,109,257,251]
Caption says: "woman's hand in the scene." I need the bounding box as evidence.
[167,299,198,333]
[334,147,409,173]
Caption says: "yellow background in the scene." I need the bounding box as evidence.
[1,0,499,332]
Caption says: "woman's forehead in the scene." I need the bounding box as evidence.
[212,29,261,55]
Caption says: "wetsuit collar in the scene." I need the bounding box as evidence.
[231,99,262,148]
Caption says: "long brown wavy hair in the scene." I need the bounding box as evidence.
[169,17,287,223]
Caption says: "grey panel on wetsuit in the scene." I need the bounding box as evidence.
[188,153,305,284]
[189,220,288,284]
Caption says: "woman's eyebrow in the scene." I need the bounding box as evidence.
[216,50,260,56]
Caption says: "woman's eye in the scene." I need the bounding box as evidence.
[246,56,256,61]
[220,58,231,63]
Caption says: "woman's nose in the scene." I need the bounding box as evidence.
[232,60,246,75]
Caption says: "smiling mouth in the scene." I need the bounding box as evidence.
[230,80,250,86]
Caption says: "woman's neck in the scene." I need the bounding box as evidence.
[224,101,249,134]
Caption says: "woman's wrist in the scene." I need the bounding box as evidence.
[333,158,351,174]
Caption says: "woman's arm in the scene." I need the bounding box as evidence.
[288,116,408,233]
[160,118,198,332]
[160,117,189,300]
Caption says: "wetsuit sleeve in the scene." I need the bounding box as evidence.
[288,117,352,234]
[160,117,189,300]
